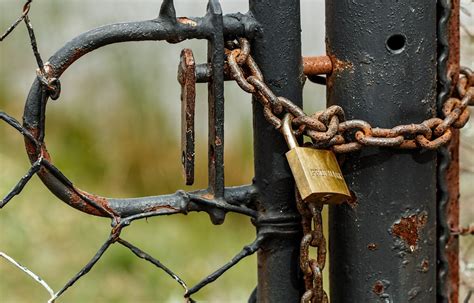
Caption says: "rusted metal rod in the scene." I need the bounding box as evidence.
[303,56,333,76]
[194,55,333,83]
[443,1,461,302]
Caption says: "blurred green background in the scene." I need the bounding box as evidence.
[0,1,473,302]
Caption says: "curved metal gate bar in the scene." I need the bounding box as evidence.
[22,0,259,220]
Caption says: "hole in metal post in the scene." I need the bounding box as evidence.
[386,34,406,54]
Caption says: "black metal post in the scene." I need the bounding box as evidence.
[249,0,304,302]
[326,2,437,302]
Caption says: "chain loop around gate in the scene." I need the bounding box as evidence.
[225,39,473,154]
[224,38,473,302]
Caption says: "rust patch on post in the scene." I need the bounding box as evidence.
[367,243,377,251]
[392,212,428,252]
[420,259,430,273]
[330,57,353,73]
[372,281,384,295]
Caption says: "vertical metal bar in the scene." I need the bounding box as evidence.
[203,0,227,225]
[443,132,460,303]
[207,0,225,199]
[249,0,304,302]
[326,2,437,302]
[178,49,196,186]
[439,0,460,301]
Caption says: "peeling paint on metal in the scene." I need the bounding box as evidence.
[391,211,428,252]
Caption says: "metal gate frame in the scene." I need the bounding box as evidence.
[0,0,469,302]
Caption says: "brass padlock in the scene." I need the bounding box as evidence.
[282,114,351,204]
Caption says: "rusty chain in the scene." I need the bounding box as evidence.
[226,38,473,154]
[224,38,473,302]
[296,192,328,303]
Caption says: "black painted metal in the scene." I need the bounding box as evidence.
[206,0,227,224]
[13,0,450,300]
[23,4,259,221]
[326,1,437,302]
[250,0,304,301]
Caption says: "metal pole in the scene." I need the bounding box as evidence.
[326,2,437,302]
[249,0,304,302]
[441,1,461,302]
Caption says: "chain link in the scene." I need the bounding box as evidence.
[225,39,473,154]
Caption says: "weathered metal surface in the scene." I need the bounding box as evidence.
[249,0,305,301]
[326,1,438,302]
[22,1,258,220]
[445,128,461,303]
[1,0,471,301]
[206,0,225,204]
[443,0,461,301]
[391,212,428,252]
[178,48,196,186]
[303,56,333,76]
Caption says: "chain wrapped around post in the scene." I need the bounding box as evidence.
[224,37,473,302]
[226,38,473,155]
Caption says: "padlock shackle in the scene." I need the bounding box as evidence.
[281,114,298,150]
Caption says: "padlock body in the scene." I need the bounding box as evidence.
[286,147,350,204]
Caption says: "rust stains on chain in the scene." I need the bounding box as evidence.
[391,212,428,252]
[296,192,328,303]
[226,39,473,154]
